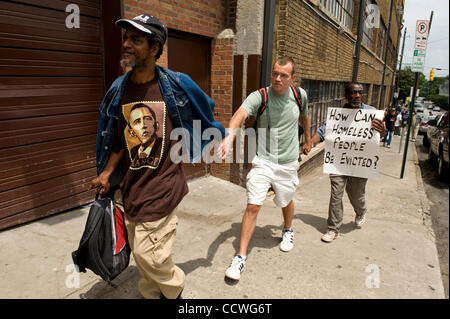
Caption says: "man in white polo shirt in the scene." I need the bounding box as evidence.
[219,56,311,281]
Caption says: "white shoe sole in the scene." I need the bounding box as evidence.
[280,245,293,252]
[225,271,240,280]
[321,233,338,242]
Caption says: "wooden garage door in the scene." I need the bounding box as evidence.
[168,29,211,180]
[0,0,104,230]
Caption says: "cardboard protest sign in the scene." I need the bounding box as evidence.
[323,107,384,179]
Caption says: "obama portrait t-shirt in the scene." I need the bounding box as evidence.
[112,77,188,223]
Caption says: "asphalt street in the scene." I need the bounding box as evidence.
[414,134,449,298]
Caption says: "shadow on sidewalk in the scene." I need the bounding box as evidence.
[178,222,281,278]
[80,266,141,299]
[78,222,283,297]
[294,213,359,235]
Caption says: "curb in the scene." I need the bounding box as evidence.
[411,142,433,230]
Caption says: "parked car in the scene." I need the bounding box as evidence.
[418,115,436,136]
[428,111,449,180]
[414,103,424,113]
[423,113,444,147]
[433,106,441,112]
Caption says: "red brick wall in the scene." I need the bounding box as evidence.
[209,37,234,181]
[123,0,226,37]
[211,38,234,126]
[123,0,228,67]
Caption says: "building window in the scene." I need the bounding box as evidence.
[362,0,375,49]
[302,79,319,103]
[387,37,395,68]
[371,85,380,107]
[377,21,386,59]
[300,80,347,143]
[319,0,354,30]
[361,83,370,105]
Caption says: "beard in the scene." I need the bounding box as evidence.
[120,58,136,69]
[351,100,362,108]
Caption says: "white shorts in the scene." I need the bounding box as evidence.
[246,156,299,208]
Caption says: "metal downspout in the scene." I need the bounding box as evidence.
[352,0,366,82]
[261,0,276,87]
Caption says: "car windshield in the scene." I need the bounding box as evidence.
[421,115,435,123]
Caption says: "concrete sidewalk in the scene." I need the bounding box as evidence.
[0,135,445,299]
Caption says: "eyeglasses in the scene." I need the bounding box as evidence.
[349,90,363,95]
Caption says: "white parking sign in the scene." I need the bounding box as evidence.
[411,20,429,72]
[414,20,429,50]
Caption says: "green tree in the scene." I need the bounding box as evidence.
[419,75,449,110]
[427,94,449,110]
[422,76,445,97]
[397,67,426,101]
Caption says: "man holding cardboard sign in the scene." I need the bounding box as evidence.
[309,83,385,243]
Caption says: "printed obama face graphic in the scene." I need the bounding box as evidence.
[123,101,165,170]
[129,104,158,144]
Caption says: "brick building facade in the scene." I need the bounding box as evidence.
[274,0,404,137]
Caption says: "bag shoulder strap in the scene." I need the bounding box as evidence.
[257,87,268,116]
[290,85,302,112]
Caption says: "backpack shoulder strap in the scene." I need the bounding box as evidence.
[290,85,302,112]
[257,87,268,116]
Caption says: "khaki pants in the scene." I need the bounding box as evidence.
[327,174,368,232]
[125,209,185,299]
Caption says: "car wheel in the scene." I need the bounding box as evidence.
[423,135,429,147]
[438,151,448,181]
[428,145,437,167]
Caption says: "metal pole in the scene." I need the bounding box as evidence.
[261,0,276,87]
[378,0,394,110]
[400,72,418,178]
[429,11,434,32]
[400,11,433,179]
[352,0,366,82]
[394,27,407,107]
[398,126,404,153]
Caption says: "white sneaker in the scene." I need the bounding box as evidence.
[355,214,366,227]
[321,230,339,243]
[225,255,246,280]
[280,229,294,252]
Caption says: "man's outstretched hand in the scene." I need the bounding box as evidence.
[218,134,234,161]
[301,140,313,155]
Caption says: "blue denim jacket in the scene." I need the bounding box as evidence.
[315,103,375,141]
[95,65,226,181]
